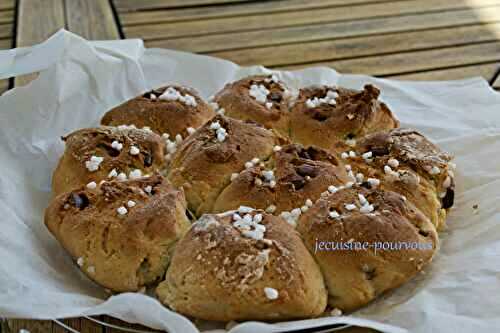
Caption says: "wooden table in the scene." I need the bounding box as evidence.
[1,0,499,332]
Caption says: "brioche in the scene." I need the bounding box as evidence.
[212,75,294,136]
[52,126,166,196]
[46,75,457,322]
[344,128,455,229]
[157,208,327,321]
[297,186,438,312]
[45,175,191,292]
[289,85,399,153]
[212,144,351,225]
[167,115,284,216]
[101,85,215,139]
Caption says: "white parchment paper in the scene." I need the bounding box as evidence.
[0,30,499,333]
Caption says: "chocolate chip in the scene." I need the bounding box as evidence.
[144,152,153,167]
[291,178,306,190]
[311,111,328,122]
[442,188,454,209]
[296,164,318,177]
[70,193,89,210]
[364,267,376,280]
[297,149,311,160]
[346,133,355,140]
[98,143,120,157]
[418,229,430,237]
[370,146,389,156]
[360,181,372,189]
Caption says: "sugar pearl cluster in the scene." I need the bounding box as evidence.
[208,101,225,115]
[85,156,104,172]
[159,87,197,107]
[280,197,314,228]
[341,150,357,160]
[424,164,441,175]
[249,84,270,104]
[279,208,302,228]
[305,90,338,108]
[116,124,153,134]
[209,121,227,142]
[255,169,276,188]
[162,127,196,162]
[244,157,265,170]
[232,206,266,241]
[111,140,123,151]
[107,168,145,181]
[162,132,182,161]
[328,192,375,221]
[383,158,403,179]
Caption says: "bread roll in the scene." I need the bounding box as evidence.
[52,126,165,196]
[289,85,399,152]
[157,208,327,321]
[212,144,351,226]
[344,128,455,229]
[45,174,191,292]
[101,85,214,139]
[167,115,284,216]
[297,186,438,312]
[212,74,295,136]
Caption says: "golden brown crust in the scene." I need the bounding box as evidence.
[52,126,166,196]
[101,85,215,138]
[346,128,455,229]
[213,75,293,136]
[213,144,351,216]
[167,115,284,216]
[289,85,399,153]
[296,186,438,312]
[45,174,191,292]
[157,209,327,321]
[46,77,455,321]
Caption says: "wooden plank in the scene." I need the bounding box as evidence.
[115,0,253,11]
[102,316,162,333]
[65,0,120,40]
[208,22,500,67]
[281,42,500,76]
[52,318,82,333]
[0,9,13,24]
[389,63,500,81]
[52,317,104,333]
[120,0,407,26]
[123,0,500,40]
[494,74,500,88]
[0,23,12,38]
[146,5,500,53]
[0,37,10,49]
[80,317,105,333]
[6,319,53,333]
[0,0,14,11]
[15,0,65,87]
[16,0,65,48]
[0,79,8,94]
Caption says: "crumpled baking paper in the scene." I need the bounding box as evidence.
[0,29,499,333]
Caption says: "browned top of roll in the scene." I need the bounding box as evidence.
[101,85,215,139]
[157,208,327,321]
[213,75,293,136]
[290,84,399,152]
[45,174,191,292]
[52,126,165,196]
